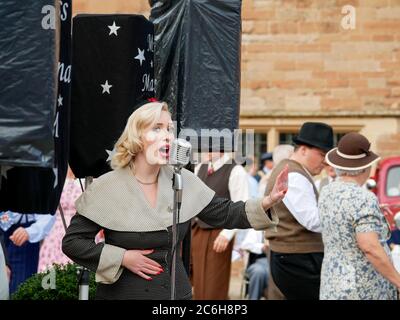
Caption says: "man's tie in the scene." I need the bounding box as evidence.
[207,162,214,176]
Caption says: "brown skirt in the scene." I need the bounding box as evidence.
[191,225,234,300]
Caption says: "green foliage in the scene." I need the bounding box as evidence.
[11,263,97,300]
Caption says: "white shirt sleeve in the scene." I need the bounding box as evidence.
[26,214,56,243]
[220,165,250,241]
[240,229,264,255]
[282,172,322,233]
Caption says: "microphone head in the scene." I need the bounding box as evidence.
[169,139,192,167]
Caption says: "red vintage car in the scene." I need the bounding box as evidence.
[367,157,400,243]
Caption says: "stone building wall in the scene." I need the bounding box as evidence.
[72,0,400,157]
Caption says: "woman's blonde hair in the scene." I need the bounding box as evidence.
[111,101,170,170]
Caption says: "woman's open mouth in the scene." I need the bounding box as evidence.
[159,145,170,159]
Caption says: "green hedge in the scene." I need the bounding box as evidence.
[12,263,97,300]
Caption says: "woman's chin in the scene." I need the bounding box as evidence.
[144,156,164,166]
[157,160,168,165]
[144,151,170,165]
[159,152,170,163]
[159,156,169,165]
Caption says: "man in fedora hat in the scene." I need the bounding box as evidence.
[255,152,273,183]
[260,152,274,174]
[264,122,334,300]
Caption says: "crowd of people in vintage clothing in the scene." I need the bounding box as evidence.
[1,101,399,300]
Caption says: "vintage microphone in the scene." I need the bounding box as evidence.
[169,138,192,300]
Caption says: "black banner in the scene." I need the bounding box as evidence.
[0,0,58,168]
[150,0,242,151]
[0,0,72,214]
[69,14,154,178]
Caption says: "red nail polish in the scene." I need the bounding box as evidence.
[147,278,153,281]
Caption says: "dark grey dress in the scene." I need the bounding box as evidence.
[63,196,256,300]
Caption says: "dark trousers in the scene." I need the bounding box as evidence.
[270,250,323,300]
[4,221,40,294]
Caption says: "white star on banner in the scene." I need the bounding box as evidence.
[108,21,120,36]
[53,167,58,189]
[105,149,116,163]
[0,166,12,180]
[58,94,63,107]
[101,80,113,94]
[134,48,146,66]
[0,166,13,190]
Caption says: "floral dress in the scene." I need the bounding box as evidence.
[38,179,82,272]
[318,180,397,300]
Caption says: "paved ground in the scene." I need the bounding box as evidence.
[228,259,246,300]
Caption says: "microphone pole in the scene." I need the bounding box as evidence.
[171,166,182,300]
[169,139,192,300]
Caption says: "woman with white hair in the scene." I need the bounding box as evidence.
[62,101,288,300]
[319,132,400,299]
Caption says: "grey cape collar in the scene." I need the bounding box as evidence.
[75,165,215,232]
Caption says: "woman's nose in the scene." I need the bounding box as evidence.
[167,134,174,143]
[162,129,173,141]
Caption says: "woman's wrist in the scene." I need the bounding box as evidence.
[262,194,273,210]
[121,251,128,267]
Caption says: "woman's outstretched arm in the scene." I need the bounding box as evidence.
[196,165,288,230]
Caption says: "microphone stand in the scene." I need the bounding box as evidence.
[171,166,183,300]
[181,163,194,276]
[77,176,92,301]
[77,265,90,300]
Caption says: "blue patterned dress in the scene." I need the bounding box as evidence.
[318,180,398,300]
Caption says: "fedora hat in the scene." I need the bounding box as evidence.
[260,152,273,162]
[293,122,334,152]
[326,132,380,170]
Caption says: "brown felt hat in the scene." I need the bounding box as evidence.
[325,132,380,170]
